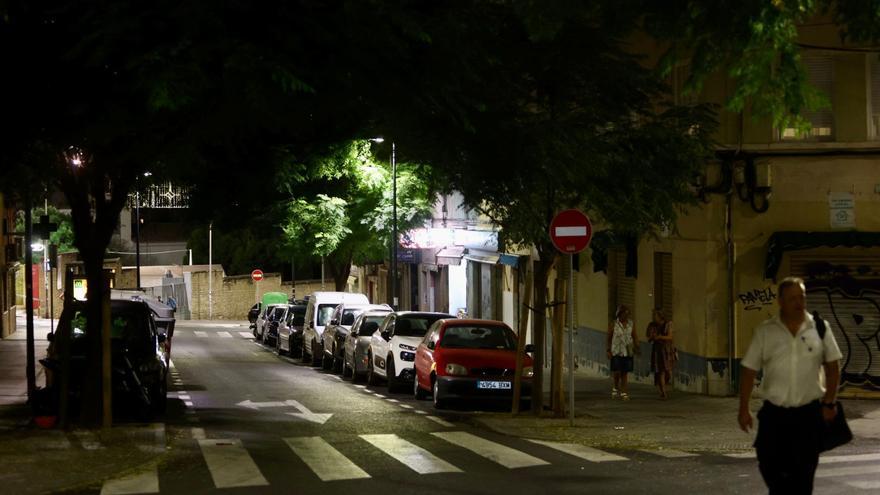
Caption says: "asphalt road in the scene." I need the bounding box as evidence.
[68,323,880,495]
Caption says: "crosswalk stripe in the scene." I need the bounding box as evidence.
[74,430,104,450]
[198,439,269,488]
[724,452,756,459]
[432,432,548,469]
[217,331,233,338]
[361,434,462,474]
[638,448,697,458]
[817,464,880,478]
[528,439,628,462]
[285,437,371,481]
[100,465,159,495]
[238,332,254,339]
[820,453,880,464]
[846,480,880,490]
[194,331,208,338]
[426,416,455,427]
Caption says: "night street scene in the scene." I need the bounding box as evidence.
[4,2,880,494]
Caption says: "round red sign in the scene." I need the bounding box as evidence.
[549,209,593,254]
[251,269,264,282]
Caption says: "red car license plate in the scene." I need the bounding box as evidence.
[477,380,511,390]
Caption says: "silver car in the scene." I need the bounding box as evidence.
[322,303,391,372]
[342,310,392,381]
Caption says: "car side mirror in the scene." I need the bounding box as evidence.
[524,344,535,353]
[426,341,435,350]
[157,334,167,344]
[381,330,390,341]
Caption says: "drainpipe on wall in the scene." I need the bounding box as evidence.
[726,188,736,395]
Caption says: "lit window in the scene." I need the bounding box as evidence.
[781,55,834,141]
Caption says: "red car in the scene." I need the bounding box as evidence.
[413,319,534,409]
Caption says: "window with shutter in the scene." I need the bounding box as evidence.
[608,248,635,321]
[871,56,880,139]
[653,252,674,319]
[781,55,834,141]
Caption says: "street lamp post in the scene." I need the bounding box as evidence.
[135,172,152,289]
[369,138,398,309]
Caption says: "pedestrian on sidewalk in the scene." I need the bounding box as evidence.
[647,308,677,400]
[738,277,842,495]
[607,305,638,400]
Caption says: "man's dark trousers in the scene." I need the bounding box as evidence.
[755,401,823,494]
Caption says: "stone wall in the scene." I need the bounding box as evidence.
[189,270,326,320]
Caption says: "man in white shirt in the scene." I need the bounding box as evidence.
[738,277,842,494]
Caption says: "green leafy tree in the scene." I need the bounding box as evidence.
[280,141,433,291]
[14,206,76,261]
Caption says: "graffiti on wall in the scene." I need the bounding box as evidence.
[807,284,880,388]
[738,287,777,311]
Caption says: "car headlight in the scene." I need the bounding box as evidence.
[522,366,534,378]
[400,351,415,362]
[399,343,417,351]
[445,363,468,376]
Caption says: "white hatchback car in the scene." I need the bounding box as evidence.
[368,312,454,392]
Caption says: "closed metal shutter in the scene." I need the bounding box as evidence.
[609,248,635,319]
[654,252,674,319]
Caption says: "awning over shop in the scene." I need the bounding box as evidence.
[765,231,880,279]
[463,248,500,265]
[436,246,465,266]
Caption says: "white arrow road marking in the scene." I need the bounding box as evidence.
[361,434,462,474]
[100,465,159,495]
[235,399,289,410]
[528,439,628,462]
[285,400,333,424]
[432,432,548,469]
[198,439,269,488]
[285,437,370,481]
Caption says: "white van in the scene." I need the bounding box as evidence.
[301,291,369,366]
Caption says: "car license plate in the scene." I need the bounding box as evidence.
[477,380,511,390]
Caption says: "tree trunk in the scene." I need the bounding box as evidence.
[530,248,557,415]
[327,251,353,292]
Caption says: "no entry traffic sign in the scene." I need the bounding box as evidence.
[251,269,264,282]
[550,209,592,254]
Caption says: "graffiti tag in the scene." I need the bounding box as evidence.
[738,287,776,311]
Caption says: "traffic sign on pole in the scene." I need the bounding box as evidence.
[549,209,592,254]
[251,269,264,282]
[549,209,592,426]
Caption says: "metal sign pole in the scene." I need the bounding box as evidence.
[569,254,575,426]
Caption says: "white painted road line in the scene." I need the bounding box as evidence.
[198,439,269,488]
[821,453,880,464]
[73,430,104,450]
[178,395,191,401]
[817,464,880,478]
[217,331,233,338]
[285,437,371,481]
[184,401,194,407]
[724,452,756,459]
[361,434,462,474]
[399,404,413,409]
[426,416,454,427]
[846,480,880,490]
[191,427,206,440]
[386,399,400,403]
[353,385,365,388]
[638,448,697,459]
[330,375,342,381]
[414,410,428,415]
[528,439,628,462]
[100,465,159,495]
[432,432,549,469]
[194,331,208,338]
[238,332,254,339]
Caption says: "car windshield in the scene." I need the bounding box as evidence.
[341,309,362,326]
[317,304,337,326]
[288,306,306,326]
[439,325,517,350]
[270,306,287,320]
[356,316,386,336]
[394,315,448,337]
[69,308,154,356]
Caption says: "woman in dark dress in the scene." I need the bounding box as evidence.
[647,308,677,399]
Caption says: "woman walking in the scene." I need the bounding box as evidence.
[607,305,638,400]
[647,308,677,399]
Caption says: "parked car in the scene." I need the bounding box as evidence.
[368,311,454,392]
[112,289,176,362]
[44,299,169,417]
[255,302,285,342]
[261,304,289,347]
[342,310,392,381]
[276,303,307,357]
[252,291,288,334]
[321,303,391,371]
[247,302,261,326]
[301,292,370,366]
[413,319,534,409]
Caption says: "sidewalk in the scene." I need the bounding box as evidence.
[471,372,880,453]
